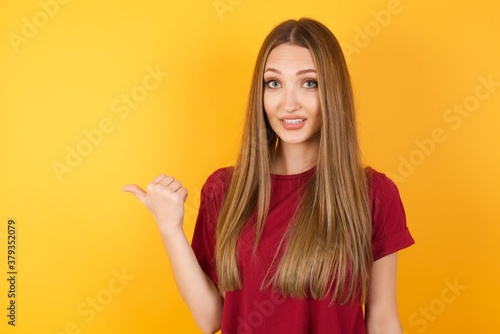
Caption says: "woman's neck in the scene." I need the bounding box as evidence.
[271,140,319,175]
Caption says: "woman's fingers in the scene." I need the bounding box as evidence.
[122,184,147,203]
[178,187,188,203]
[166,180,188,202]
[123,175,188,230]
[155,176,185,197]
[123,175,188,204]
[168,180,182,192]
[151,174,168,184]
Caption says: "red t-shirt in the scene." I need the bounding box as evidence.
[191,166,415,334]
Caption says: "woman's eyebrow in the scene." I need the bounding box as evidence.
[264,68,316,75]
[264,68,281,74]
[296,69,316,75]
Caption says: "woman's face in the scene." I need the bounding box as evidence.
[263,44,321,147]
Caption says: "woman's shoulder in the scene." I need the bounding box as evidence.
[200,166,234,198]
[205,166,233,185]
[365,166,401,198]
[364,167,414,258]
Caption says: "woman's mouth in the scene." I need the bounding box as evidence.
[282,119,305,124]
[281,118,306,129]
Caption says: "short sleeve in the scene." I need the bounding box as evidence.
[369,168,415,261]
[191,167,233,286]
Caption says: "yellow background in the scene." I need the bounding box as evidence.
[1,0,499,333]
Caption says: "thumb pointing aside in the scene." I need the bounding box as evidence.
[122,184,147,203]
[122,175,187,234]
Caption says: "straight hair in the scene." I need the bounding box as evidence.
[215,18,372,304]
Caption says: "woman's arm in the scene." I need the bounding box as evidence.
[364,252,403,334]
[123,174,223,334]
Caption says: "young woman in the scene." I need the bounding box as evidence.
[123,18,414,334]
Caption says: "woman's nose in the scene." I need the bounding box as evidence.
[283,87,300,112]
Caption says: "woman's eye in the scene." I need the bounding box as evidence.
[265,80,281,88]
[304,80,318,88]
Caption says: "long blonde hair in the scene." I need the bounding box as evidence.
[215,18,372,304]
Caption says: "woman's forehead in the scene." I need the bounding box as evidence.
[265,44,315,71]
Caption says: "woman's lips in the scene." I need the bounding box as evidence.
[280,118,306,130]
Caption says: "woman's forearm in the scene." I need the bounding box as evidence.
[161,228,223,334]
[122,176,223,333]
